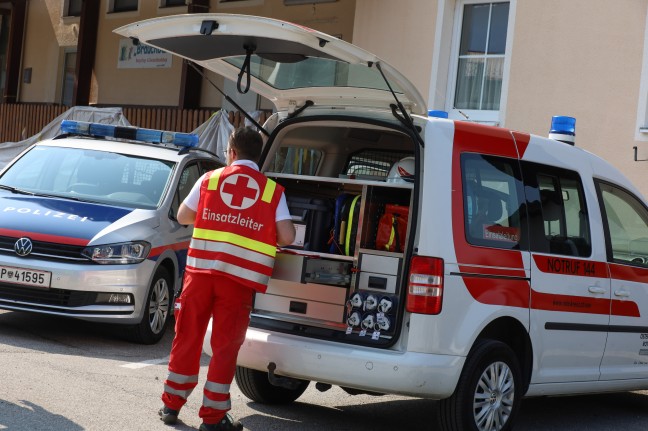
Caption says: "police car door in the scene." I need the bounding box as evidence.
[524,159,610,384]
[597,180,648,380]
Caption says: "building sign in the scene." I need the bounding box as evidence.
[117,39,172,69]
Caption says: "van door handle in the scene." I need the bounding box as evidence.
[588,286,606,294]
[614,289,630,298]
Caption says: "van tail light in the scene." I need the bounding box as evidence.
[406,256,444,315]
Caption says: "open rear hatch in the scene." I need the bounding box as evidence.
[115,14,425,346]
[258,121,417,347]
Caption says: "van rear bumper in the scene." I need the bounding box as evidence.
[206,326,464,399]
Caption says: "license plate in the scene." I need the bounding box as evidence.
[0,265,52,288]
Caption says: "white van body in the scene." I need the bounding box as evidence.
[117,14,648,430]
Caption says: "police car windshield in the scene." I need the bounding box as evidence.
[0,145,174,210]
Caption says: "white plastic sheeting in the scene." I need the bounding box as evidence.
[191,109,266,163]
[0,106,267,169]
[191,109,233,163]
[0,106,130,169]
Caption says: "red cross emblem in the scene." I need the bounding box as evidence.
[220,174,259,209]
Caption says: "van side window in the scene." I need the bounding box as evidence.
[524,164,591,257]
[597,182,648,266]
[462,154,526,249]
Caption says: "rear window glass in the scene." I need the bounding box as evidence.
[462,154,526,249]
[225,56,405,93]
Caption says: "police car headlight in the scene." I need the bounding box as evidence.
[82,241,151,264]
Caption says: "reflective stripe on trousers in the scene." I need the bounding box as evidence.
[162,371,199,406]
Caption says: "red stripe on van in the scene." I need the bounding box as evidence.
[611,299,641,317]
[531,290,610,315]
[609,263,648,283]
[454,121,519,158]
[461,276,530,308]
[458,264,527,278]
[511,131,530,158]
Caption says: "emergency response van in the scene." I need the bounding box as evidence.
[117,14,648,431]
[0,121,222,344]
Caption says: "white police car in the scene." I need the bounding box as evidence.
[0,120,223,344]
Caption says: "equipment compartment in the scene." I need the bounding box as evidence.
[253,173,412,336]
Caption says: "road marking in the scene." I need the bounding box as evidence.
[121,356,169,369]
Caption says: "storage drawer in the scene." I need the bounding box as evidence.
[264,279,347,304]
[359,253,401,276]
[255,292,345,322]
[272,252,352,287]
[357,272,397,294]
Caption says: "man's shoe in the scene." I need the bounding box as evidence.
[158,406,179,424]
[199,413,243,431]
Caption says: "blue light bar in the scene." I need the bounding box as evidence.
[428,110,449,119]
[548,115,576,146]
[60,120,199,148]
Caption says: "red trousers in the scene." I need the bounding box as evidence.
[162,270,254,424]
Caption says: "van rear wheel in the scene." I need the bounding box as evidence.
[235,366,309,404]
[438,339,522,431]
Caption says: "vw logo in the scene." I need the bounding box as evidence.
[14,237,33,257]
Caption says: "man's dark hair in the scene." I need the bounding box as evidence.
[229,126,263,162]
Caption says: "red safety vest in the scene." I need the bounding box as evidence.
[186,164,284,292]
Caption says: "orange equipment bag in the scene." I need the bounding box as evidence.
[375,204,410,253]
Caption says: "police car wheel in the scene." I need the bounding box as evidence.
[438,339,522,431]
[235,366,309,404]
[127,266,172,345]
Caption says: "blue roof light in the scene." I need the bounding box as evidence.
[548,115,576,145]
[428,110,449,119]
[60,120,199,148]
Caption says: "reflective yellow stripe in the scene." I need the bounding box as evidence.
[164,384,194,399]
[190,238,275,267]
[187,256,271,285]
[203,396,231,410]
[207,168,223,190]
[345,195,360,256]
[193,227,276,257]
[385,216,396,250]
[262,179,276,203]
[167,371,199,384]
[205,381,231,394]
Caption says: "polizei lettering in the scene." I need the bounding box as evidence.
[202,208,263,231]
[3,206,88,222]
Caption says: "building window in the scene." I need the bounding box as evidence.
[111,0,138,13]
[161,0,186,6]
[62,51,77,106]
[217,0,264,8]
[65,0,82,17]
[636,13,648,141]
[455,2,508,111]
[444,1,512,125]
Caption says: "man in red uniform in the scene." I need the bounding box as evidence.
[159,127,295,431]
